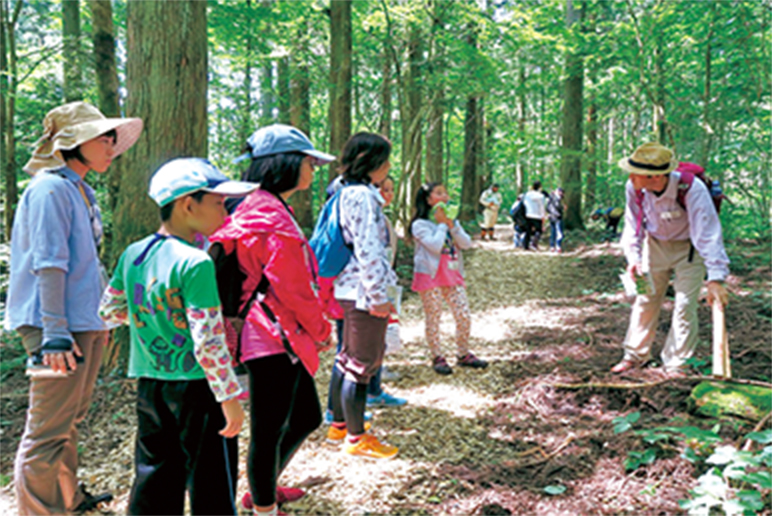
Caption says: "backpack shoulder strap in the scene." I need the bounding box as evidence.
[634,189,645,237]
[676,171,695,211]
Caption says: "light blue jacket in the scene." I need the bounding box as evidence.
[411,219,472,278]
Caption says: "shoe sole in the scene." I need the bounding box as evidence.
[344,449,399,460]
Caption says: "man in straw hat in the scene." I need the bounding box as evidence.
[612,142,729,376]
[5,101,142,514]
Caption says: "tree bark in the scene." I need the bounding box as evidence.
[112,0,208,263]
[516,63,527,194]
[378,43,391,139]
[586,90,597,213]
[559,0,585,230]
[424,1,444,184]
[699,3,716,168]
[1,0,22,242]
[240,0,254,141]
[62,0,83,102]
[328,0,352,180]
[277,56,290,124]
[459,95,478,223]
[289,21,313,231]
[88,0,121,223]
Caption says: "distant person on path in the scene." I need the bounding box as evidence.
[411,182,488,376]
[591,206,624,242]
[6,101,141,515]
[328,132,400,460]
[509,194,527,248]
[613,142,729,376]
[523,180,546,250]
[547,187,566,253]
[479,183,502,240]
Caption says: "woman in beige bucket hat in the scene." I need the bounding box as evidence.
[6,101,142,514]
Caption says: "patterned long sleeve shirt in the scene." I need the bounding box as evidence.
[334,184,397,311]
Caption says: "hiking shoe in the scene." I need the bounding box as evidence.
[432,356,453,375]
[458,353,488,369]
[610,359,639,374]
[367,391,407,407]
[344,434,398,459]
[73,484,113,514]
[241,487,305,510]
[325,410,373,425]
[326,422,371,444]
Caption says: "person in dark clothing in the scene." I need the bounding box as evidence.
[592,207,624,242]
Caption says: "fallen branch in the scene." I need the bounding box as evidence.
[739,410,772,451]
[551,375,772,390]
[503,434,579,469]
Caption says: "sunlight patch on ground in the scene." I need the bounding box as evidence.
[399,383,495,419]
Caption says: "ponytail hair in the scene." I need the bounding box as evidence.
[339,132,391,184]
[410,181,441,233]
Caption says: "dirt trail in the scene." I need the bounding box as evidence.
[1,226,769,515]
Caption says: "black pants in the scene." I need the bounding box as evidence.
[524,217,542,250]
[128,378,237,516]
[245,354,321,507]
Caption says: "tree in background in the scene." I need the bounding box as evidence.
[328,0,352,179]
[111,0,208,262]
[62,0,83,102]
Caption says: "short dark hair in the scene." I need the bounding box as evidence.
[532,180,542,191]
[159,189,207,222]
[242,151,305,195]
[60,129,118,165]
[340,132,391,185]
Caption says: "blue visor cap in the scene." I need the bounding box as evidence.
[149,157,258,207]
[234,124,336,165]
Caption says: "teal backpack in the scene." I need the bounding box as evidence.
[309,187,353,277]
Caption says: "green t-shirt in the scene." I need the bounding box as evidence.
[110,234,220,381]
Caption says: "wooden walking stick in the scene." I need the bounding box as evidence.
[712,297,731,378]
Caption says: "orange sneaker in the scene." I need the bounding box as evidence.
[344,433,398,459]
[326,422,371,444]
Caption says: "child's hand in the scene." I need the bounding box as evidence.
[219,397,245,438]
[369,302,395,318]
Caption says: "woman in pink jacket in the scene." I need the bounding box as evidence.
[210,124,334,516]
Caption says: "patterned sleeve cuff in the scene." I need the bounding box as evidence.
[99,285,129,326]
[186,307,243,403]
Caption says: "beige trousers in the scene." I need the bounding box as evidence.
[622,237,705,371]
[14,327,107,515]
[482,207,499,229]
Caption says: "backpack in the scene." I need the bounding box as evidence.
[634,161,725,237]
[209,240,297,366]
[309,188,353,278]
[510,199,527,228]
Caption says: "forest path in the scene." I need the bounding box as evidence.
[0,225,769,515]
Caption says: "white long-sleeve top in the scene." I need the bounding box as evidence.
[334,184,397,311]
[411,219,473,278]
[620,172,730,282]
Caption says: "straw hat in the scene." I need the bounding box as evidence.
[23,101,143,175]
[618,142,678,176]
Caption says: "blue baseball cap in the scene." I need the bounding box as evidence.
[148,157,258,207]
[233,124,336,164]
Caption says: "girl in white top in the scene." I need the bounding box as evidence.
[410,182,488,375]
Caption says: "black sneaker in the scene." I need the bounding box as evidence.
[432,356,453,375]
[458,353,488,369]
[73,483,113,514]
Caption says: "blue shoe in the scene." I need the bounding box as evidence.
[367,392,407,407]
[324,409,374,424]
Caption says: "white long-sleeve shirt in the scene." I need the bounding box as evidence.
[620,172,730,282]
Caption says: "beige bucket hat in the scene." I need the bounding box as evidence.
[23,101,143,175]
[618,142,678,176]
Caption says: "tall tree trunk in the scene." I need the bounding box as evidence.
[62,0,83,102]
[424,1,444,184]
[289,23,313,231]
[89,0,121,225]
[113,0,208,262]
[459,95,478,223]
[559,0,585,230]
[516,63,527,194]
[586,91,598,213]
[328,0,352,180]
[396,25,424,227]
[1,0,22,242]
[240,0,254,141]
[699,3,716,168]
[277,56,290,124]
[378,43,391,139]
[475,99,486,196]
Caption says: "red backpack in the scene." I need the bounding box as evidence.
[634,161,725,237]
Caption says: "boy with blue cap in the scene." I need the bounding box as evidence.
[99,158,257,515]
